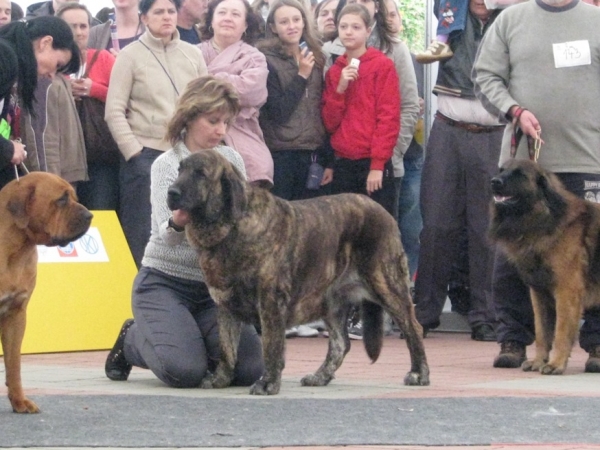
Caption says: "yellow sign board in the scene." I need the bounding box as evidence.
[12,211,137,355]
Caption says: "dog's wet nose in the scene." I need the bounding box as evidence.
[83,209,93,224]
[491,177,504,191]
[167,186,182,210]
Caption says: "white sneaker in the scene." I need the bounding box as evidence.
[348,320,363,340]
[285,326,299,338]
[304,320,326,331]
[296,324,319,337]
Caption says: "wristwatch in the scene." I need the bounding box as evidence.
[167,217,185,232]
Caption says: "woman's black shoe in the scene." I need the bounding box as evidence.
[105,319,134,381]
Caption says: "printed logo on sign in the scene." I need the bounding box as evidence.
[79,234,99,255]
[57,243,78,257]
[38,227,109,263]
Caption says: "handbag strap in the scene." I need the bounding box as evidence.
[83,49,102,79]
[138,40,180,96]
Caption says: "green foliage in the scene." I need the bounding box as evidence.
[399,0,426,52]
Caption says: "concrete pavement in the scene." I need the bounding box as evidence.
[2,331,600,449]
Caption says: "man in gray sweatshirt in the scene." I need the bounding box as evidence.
[473,0,600,371]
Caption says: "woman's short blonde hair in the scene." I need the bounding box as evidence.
[166,76,241,145]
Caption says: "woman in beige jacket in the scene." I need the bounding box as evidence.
[105,0,207,267]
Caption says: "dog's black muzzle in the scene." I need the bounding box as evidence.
[167,185,182,211]
[490,176,505,195]
[490,174,518,205]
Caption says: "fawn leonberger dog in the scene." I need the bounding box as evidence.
[490,158,600,374]
[167,150,429,395]
[0,172,92,412]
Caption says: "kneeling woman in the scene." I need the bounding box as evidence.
[105,76,264,388]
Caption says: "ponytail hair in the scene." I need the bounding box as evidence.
[0,16,80,112]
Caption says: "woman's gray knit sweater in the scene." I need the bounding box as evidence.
[141,141,247,281]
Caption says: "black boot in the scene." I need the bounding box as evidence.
[105,319,134,381]
[585,345,600,373]
[493,340,526,368]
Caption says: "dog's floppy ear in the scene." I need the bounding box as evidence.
[6,184,35,229]
[537,171,567,218]
[221,164,247,222]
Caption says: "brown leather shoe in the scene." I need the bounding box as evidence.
[493,340,526,368]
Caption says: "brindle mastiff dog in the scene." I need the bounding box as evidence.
[490,159,600,375]
[168,150,429,395]
[0,172,92,412]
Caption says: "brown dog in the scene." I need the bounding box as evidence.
[0,172,92,412]
[490,159,600,374]
[167,150,429,395]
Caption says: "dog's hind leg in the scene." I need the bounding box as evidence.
[389,301,430,386]
[201,307,242,389]
[523,288,554,373]
[375,269,430,386]
[301,299,351,387]
[1,308,40,413]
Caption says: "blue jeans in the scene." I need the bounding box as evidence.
[398,153,423,279]
[436,0,468,35]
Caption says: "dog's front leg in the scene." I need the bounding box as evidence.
[201,307,241,389]
[543,281,582,375]
[249,294,285,395]
[523,288,553,373]
[1,308,40,413]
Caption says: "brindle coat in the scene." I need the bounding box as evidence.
[168,150,429,395]
[490,159,600,374]
[0,172,92,412]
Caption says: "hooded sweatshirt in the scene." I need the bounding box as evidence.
[322,47,400,171]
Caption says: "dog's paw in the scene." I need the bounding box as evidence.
[11,397,40,414]
[200,372,231,389]
[200,373,216,389]
[521,358,546,372]
[300,373,332,387]
[404,370,430,386]
[540,362,565,375]
[249,378,281,395]
[521,359,536,371]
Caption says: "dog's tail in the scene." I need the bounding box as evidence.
[362,301,384,362]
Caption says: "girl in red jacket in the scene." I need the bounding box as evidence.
[321,3,400,215]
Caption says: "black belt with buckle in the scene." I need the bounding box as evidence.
[435,112,504,134]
